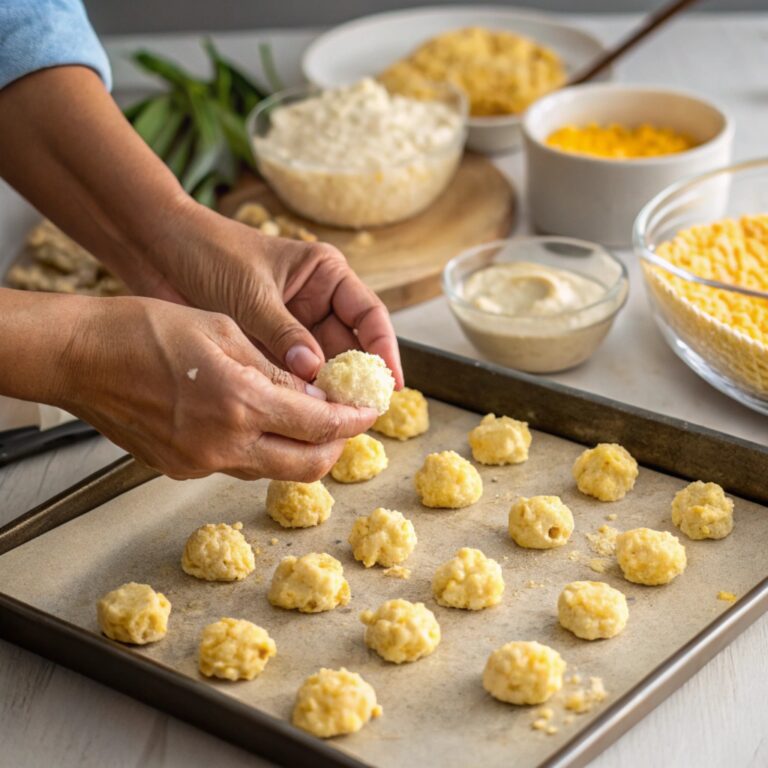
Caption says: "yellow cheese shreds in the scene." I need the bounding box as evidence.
[717,591,737,602]
[546,123,696,159]
[379,27,565,117]
[655,215,768,347]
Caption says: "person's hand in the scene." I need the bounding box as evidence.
[53,296,378,480]
[120,201,404,386]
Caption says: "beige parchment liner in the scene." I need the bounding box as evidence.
[0,399,765,768]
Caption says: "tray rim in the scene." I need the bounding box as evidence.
[1,337,767,768]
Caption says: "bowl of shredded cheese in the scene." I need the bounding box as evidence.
[635,158,768,415]
[248,79,466,228]
[522,84,733,246]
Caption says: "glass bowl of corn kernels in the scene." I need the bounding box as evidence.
[634,157,768,415]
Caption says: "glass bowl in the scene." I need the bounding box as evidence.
[634,158,768,416]
[443,237,628,373]
[247,82,467,229]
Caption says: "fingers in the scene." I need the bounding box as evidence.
[311,313,360,359]
[255,384,378,444]
[236,433,347,482]
[331,272,404,388]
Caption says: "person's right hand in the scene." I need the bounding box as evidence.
[53,296,378,480]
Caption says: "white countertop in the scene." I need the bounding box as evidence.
[1,13,767,768]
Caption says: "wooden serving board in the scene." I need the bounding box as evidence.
[219,153,516,311]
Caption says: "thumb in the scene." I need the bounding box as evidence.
[253,292,326,381]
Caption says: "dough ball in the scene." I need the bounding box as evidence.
[508,495,574,549]
[468,413,532,466]
[432,547,504,610]
[97,582,171,645]
[315,350,395,414]
[360,599,440,663]
[414,450,483,508]
[268,552,351,613]
[671,481,734,540]
[573,443,639,501]
[372,387,429,440]
[557,581,629,640]
[198,618,276,681]
[293,667,382,738]
[483,641,566,705]
[266,480,334,528]
[181,522,255,582]
[331,434,388,483]
[616,528,687,586]
[348,507,417,567]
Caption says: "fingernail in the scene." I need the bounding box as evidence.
[305,383,327,400]
[286,345,321,380]
[359,407,379,420]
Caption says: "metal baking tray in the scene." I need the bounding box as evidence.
[1,339,767,768]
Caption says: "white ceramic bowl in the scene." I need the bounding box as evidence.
[302,5,610,154]
[522,84,734,246]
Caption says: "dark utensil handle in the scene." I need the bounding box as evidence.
[0,420,99,467]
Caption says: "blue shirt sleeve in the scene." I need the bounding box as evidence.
[0,0,112,91]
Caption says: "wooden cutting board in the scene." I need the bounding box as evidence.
[219,153,516,311]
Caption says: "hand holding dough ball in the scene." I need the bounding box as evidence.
[616,528,686,586]
[268,552,350,613]
[672,481,734,540]
[414,450,483,508]
[573,443,638,501]
[97,582,171,645]
[181,522,255,582]
[508,495,574,549]
[483,641,566,705]
[372,387,429,440]
[558,581,628,640]
[266,480,334,528]
[198,618,276,681]
[331,434,388,483]
[469,413,532,466]
[348,507,416,567]
[360,599,440,663]
[432,547,504,610]
[292,667,382,738]
[315,350,395,415]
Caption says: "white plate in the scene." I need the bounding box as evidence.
[302,5,611,154]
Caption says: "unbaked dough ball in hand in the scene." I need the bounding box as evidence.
[181,522,255,582]
[266,479,334,528]
[483,641,566,705]
[268,552,350,613]
[468,413,532,466]
[198,618,276,681]
[616,528,687,586]
[508,495,574,549]
[432,547,504,610]
[331,434,388,483]
[292,667,382,738]
[360,599,440,663]
[315,350,395,414]
[414,450,483,508]
[573,443,639,501]
[671,480,734,540]
[348,507,416,567]
[372,387,429,440]
[558,581,629,640]
[97,582,171,645]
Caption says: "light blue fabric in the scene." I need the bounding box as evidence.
[0,0,111,91]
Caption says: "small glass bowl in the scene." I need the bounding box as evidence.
[634,158,768,415]
[443,237,628,373]
[247,82,467,229]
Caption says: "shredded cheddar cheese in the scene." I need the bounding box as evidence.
[546,123,696,159]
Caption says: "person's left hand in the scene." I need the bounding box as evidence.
[122,200,403,386]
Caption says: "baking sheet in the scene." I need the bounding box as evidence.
[0,399,764,768]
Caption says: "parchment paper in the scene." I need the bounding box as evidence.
[1,399,765,768]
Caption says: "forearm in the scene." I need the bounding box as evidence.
[0,287,95,405]
[0,66,192,289]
